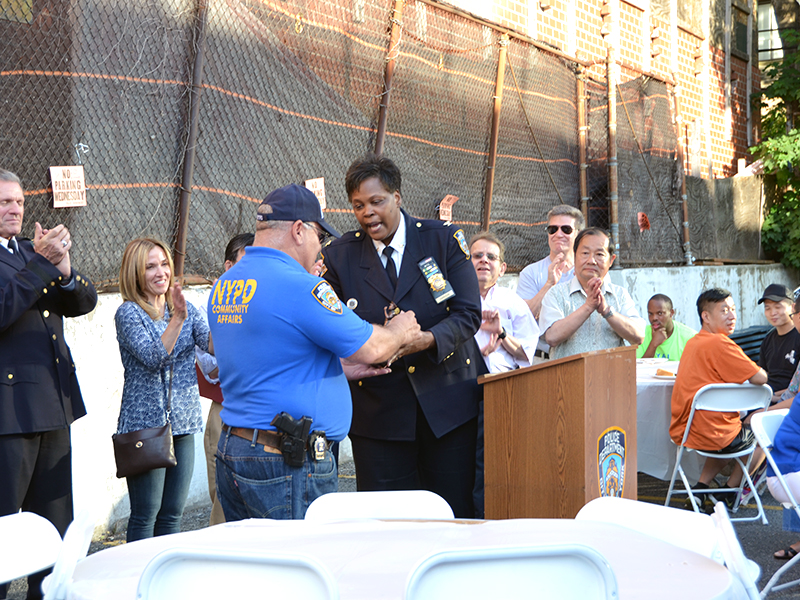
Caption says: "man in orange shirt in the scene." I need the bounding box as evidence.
[670,288,768,507]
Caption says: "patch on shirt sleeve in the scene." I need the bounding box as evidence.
[312,281,343,314]
[454,229,470,259]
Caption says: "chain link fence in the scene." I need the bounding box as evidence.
[0,0,683,288]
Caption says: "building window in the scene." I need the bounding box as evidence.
[733,6,749,57]
[651,0,703,35]
[757,2,784,61]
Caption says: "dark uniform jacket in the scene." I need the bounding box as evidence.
[0,238,97,435]
[323,211,486,440]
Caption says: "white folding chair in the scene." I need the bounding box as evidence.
[751,409,800,596]
[664,383,772,524]
[42,510,96,600]
[576,496,723,563]
[404,543,618,600]
[136,547,339,600]
[0,512,62,585]
[710,502,762,600]
[304,490,455,521]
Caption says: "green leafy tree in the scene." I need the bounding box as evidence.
[753,30,800,268]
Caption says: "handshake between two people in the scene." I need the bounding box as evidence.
[341,309,431,381]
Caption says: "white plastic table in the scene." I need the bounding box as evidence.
[67,517,744,599]
[637,360,703,482]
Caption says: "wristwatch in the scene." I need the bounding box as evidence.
[498,328,507,340]
[602,307,614,319]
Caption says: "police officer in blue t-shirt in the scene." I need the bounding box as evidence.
[209,184,421,521]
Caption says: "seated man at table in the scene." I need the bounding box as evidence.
[669,288,768,509]
[539,228,645,360]
[757,284,800,404]
[637,294,696,361]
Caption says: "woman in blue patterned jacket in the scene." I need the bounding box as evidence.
[115,238,211,541]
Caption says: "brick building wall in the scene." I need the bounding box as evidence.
[444,0,760,179]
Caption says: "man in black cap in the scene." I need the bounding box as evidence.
[208,183,421,520]
[758,283,800,403]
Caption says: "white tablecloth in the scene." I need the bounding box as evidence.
[68,518,743,600]
[637,360,703,482]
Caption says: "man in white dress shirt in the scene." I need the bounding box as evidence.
[469,231,539,518]
[470,231,539,371]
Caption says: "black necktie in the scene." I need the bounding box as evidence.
[7,238,23,267]
[383,246,398,289]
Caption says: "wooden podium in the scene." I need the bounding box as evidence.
[479,345,637,519]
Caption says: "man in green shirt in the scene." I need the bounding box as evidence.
[637,294,696,361]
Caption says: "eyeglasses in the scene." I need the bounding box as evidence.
[472,252,500,262]
[547,224,574,236]
[304,222,331,246]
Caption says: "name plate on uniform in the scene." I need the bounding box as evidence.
[418,257,454,304]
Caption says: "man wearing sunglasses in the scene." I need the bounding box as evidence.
[516,205,584,361]
[209,184,422,520]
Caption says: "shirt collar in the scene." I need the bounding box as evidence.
[372,212,406,256]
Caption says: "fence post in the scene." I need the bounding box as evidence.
[671,78,694,265]
[375,0,404,155]
[605,0,620,266]
[174,0,209,278]
[577,66,589,224]
[482,34,509,232]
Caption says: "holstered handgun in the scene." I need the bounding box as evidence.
[271,412,312,467]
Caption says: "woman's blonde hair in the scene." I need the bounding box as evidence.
[119,238,175,320]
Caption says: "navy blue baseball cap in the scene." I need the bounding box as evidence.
[256,183,340,238]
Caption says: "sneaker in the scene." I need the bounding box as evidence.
[741,461,768,506]
[711,491,738,511]
[683,482,714,513]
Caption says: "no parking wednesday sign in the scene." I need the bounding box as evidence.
[49,166,87,208]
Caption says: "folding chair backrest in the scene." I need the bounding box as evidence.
[0,512,62,585]
[305,490,454,521]
[750,409,789,450]
[137,547,339,600]
[42,509,96,600]
[711,503,761,600]
[576,497,722,563]
[404,543,618,600]
[750,410,800,596]
[692,383,772,413]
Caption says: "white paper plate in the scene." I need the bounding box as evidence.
[653,374,677,380]
[637,357,668,365]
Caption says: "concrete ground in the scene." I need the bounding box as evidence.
[8,466,800,598]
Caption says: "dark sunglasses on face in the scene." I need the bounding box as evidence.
[472,252,499,262]
[305,222,331,246]
[547,224,574,236]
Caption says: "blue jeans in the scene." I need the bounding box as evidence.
[126,433,195,542]
[215,428,337,521]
